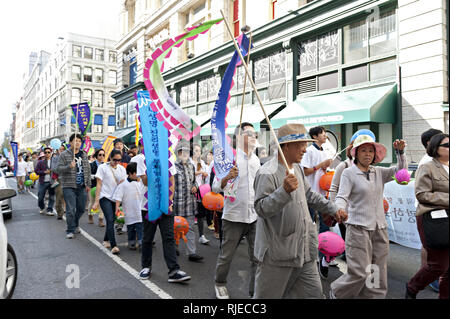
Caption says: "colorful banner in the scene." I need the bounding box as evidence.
[135,90,170,221]
[3,148,9,159]
[70,102,92,136]
[135,114,140,147]
[10,142,18,177]
[83,135,92,154]
[211,33,251,179]
[143,19,223,141]
[101,136,116,162]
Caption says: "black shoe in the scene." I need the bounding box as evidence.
[188,254,204,262]
[168,270,191,283]
[318,259,328,279]
[57,215,63,220]
[405,284,416,299]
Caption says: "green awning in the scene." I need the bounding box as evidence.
[200,101,285,136]
[271,84,397,128]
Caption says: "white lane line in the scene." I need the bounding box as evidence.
[27,190,173,299]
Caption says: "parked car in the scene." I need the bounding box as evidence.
[0,188,18,299]
[0,169,14,220]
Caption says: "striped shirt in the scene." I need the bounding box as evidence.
[335,153,407,230]
[172,160,198,217]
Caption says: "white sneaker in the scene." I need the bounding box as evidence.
[46,211,54,216]
[74,227,81,234]
[66,233,74,239]
[215,285,230,299]
[39,209,46,214]
[329,259,338,267]
[199,235,210,245]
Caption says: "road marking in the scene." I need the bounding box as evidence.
[27,190,173,299]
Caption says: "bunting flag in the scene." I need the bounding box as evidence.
[211,33,252,179]
[135,90,171,222]
[143,18,223,141]
[135,114,140,147]
[83,135,92,154]
[70,102,92,136]
[102,135,117,162]
[10,142,18,177]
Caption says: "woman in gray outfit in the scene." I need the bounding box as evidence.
[330,134,407,299]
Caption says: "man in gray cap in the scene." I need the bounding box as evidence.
[253,123,347,299]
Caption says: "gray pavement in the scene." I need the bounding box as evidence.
[4,179,438,299]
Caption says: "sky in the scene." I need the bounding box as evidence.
[0,0,122,141]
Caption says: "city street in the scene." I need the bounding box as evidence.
[4,178,437,300]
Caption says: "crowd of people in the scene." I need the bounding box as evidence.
[8,124,448,299]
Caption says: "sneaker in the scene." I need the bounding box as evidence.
[139,268,151,280]
[46,211,54,216]
[98,218,105,227]
[208,223,215,231]
[88,215,94,224]
[103,241,111,249]
[188,254,204,262]
[329,259,338,267]
[111,246,120,255]
[50,181,59,188]
[74,227,81,234]
[128,244,137,250]
[66,233,74,239]
[405,283,416,299]
[168,270,191,283]
[199,235,210,245]
[318,258,329,279]
[429,280,439,293]
[39,209,46,214]
[215,285,230,299]
[57,215,63,220]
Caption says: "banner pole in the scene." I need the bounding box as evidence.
[74,103,80,160]
[238,31,253,138]
[220,10,291,173]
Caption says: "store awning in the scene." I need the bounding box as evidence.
[200,101,286,136]
[271,84,397,128]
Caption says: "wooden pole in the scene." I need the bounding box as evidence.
[74,103,80,160]
[220,10,291,173]
[237,31,253,138]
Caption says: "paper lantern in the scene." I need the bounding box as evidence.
[174,216,189,245]
[202,192,224,211]
[318,231,345,263]
[24,180,33,186]
[29,173,39,181]
[199,183,211,198]
[319,171,335,191]
[393,169,411,185]
[115,208,124,224]
[383,198,389,214]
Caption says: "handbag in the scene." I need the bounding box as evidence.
[422,209,449,249]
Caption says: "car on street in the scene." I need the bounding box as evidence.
[0,188,18,299]
[0,169,14,220]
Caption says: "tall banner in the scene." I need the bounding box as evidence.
[101,136,116,162]
[211,33,251,179]
[3,148,9,159]
[70,102,92,136]
[135,90,170,221]
[384,181,421,249]
[83,135,93,154]
[10,142,18,177]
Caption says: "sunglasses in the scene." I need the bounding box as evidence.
[44,151,52,154]
[439,143,449,148]
[111,158,122,162]
[97,154,105,157]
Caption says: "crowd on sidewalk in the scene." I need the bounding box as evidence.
[10,124,448,299]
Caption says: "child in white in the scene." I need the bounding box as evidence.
[113,162,143,250]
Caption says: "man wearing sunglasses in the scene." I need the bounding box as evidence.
[35,147,56,216]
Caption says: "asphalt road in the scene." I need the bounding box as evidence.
[3,179,437,299]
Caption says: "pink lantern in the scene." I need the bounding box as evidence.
[393,169,411,185]
[318,231,345,263]
[199,184,211,198]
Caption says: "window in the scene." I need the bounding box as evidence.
[180,82,197,107]
[127,101,138,127]
[318,72,338,91]
[94,90,103,107]
[71,88,81,104]
[84,67,93,82]
[108,115,115,133]
[72,45,82,58]
[129,57,137,85]
[299,30,338,74]
[95,68,103,83]
[343,20,368,63]
[369,10,396,57]
[233,0,239,37]
[269,51,286,81]
[109,71,117,85]
[108,91,116,108]
[95,49,104,61]
[369,58,397,81]
[84,47,93,59]
[71,65,81,81]
[109,51,117,63]
[93,114,103,133]
[344,64,368,86]
[116,103,127,129]
[83,89,92,105]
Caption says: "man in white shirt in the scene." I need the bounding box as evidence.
[300,126,333,279]
[16,154,28,194]
[212,122,261,299]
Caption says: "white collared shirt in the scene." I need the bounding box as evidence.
[212,148,260,224]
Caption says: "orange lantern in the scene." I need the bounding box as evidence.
[119,162,128,169]
[383,198,389,214]
[319,171,335,191]
[174,216,189,245]
[202,192,224,211]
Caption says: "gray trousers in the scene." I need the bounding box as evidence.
[215,220,257,296]
[254,260,324,299]
[178,215,197,256]
[54,184,65,217]
[330,225,389,299]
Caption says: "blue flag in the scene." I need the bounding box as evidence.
[135,90,170,222]
[70,102,92,136]
[10,142,18,176]
[211,33,252,179]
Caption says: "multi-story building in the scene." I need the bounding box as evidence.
[21,33,119,150]
[113,0,448,164]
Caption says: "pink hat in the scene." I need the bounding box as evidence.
[38,152,45,158]
[350,134,387,164]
